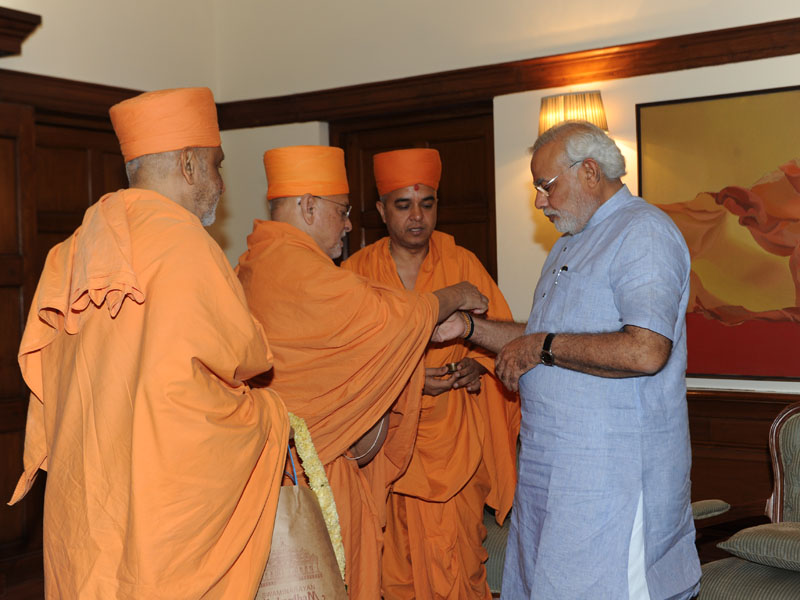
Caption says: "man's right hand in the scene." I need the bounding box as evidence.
[433,281,488,323]
[423,366,456,396]
[452,281,488,314]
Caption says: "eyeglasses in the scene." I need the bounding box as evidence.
[534,160,582,197]
[313,195,352,220]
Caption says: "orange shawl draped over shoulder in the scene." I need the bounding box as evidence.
[236,220,438,599]
[9,189,289,599]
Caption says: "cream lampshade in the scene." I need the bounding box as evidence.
[538,91,608,135]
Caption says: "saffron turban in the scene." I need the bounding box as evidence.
[373,148,442,196]
[264,145,349,200]
[110,87,221,163]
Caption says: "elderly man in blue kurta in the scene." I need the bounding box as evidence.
[446,121,700,599]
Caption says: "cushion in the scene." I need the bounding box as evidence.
[718,522,800,572]
[692,499,731,520]
[483,509,510,594]
[699,557,800,600]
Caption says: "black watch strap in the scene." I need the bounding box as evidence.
[540,332,557,366]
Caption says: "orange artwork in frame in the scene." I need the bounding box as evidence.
[637,86,800,378]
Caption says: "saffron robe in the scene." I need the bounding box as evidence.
[236,220,439,600]
[9,189,289,599]
[343,231,520,599]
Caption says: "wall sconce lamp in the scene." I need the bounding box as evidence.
[538,90,608,135]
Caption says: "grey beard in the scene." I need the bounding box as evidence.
[200,201,219,227]
[548,195,594,235]
[553,214,578,234]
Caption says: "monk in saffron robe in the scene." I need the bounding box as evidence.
[8,88,289,599]
[342,148,520,599]
[236,145,489,600]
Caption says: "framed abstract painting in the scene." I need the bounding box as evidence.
[637,86,800,378]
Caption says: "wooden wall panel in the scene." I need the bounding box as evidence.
[102,151,127,193]
[0,288,23,399]
[0,430,25,542]
[0,102,124,598]
[0,103,34,393]
[0,137,17,254]
[688,390,797,514]
[0,102,41,599]
[35,145,90,211]
[32,124,126,278]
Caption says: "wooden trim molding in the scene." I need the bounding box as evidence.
[218,17,800,130]
[0,7,40,57]
[688,388,800,406]
[0,68,139,129]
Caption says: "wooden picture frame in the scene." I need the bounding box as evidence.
[637,86,800,378]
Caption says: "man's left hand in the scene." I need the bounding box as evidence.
[452,357,487,393]
[496,333,542,392]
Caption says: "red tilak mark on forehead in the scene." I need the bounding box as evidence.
[414,183,420,190]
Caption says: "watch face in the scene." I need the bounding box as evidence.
[540,350,555,366]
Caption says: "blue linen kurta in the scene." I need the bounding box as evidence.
[501,186,701,599]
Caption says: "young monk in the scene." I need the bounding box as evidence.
[343,148,520,599]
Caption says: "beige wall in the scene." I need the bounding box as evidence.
[210,0,800,100]
[1,0,215,90]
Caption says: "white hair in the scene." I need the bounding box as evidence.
[533,120,626,180]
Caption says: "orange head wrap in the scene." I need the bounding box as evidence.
[109,87,221,163]
[373,148,442,197]
[263,145,349,200]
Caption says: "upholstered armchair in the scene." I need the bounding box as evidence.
[699,401,800,599]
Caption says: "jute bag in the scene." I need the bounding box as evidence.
[256,416,348,600]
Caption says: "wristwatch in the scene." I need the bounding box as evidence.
[540,333,557,366]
